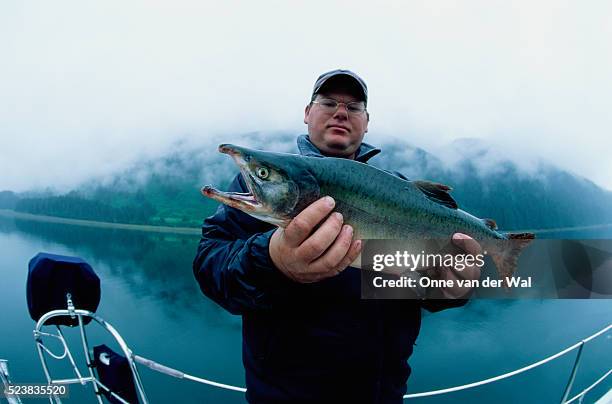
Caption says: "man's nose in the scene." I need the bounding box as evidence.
[332,103,349,119]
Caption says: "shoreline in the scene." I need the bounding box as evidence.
[1,209,611,236]
[0,209,201,235]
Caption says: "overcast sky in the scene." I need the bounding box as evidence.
[1,0,611,192]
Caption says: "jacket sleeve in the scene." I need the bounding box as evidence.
[192,174,296,315]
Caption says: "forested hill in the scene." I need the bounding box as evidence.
[3,135,612,230]
[371,138,612,230]
[5,146,225,227]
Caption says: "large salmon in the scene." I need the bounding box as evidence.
[202,144,534,280]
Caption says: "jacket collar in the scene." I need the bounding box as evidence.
[297,134,381,163]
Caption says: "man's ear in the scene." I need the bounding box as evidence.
[304,104,311,125]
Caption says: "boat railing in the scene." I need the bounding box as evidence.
[402,324,611,402]
[14,307,610,404]
[129,323,612,403]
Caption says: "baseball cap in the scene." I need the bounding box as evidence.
[311,69,368,104]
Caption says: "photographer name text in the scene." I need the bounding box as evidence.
[373,276,532,289]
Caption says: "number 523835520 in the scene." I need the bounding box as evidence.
[3,384,68,397]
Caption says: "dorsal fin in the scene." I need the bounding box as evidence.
[413,180,458,209]
[482,218,498,230]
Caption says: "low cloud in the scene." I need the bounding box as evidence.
[1,1,611,191]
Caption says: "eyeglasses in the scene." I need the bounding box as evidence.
[311,98,367,115]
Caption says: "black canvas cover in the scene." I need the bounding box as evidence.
[93,344,140,404]
[27,252,101,326]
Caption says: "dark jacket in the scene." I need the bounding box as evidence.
[193,135,466,404]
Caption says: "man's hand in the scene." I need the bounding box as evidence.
[425,233,483,299]
[269,196,362,283]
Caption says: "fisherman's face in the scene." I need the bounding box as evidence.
[304,90,369,159]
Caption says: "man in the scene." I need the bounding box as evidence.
[193,70,481,403]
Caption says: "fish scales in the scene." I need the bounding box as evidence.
[305,156,502,240]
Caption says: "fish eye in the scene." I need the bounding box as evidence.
[256,166,269,179]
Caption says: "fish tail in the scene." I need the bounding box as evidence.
[488,232,535,287]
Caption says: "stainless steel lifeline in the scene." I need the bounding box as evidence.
[21,308,611,404]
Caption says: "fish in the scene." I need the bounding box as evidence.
[202,144,535,281]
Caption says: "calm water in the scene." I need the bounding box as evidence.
[0,216,610,403]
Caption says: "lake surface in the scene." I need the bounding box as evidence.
[0,215,610,403]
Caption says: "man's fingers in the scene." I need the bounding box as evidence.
[336,239,363,272]
[283,196,335,247]
[297,212,344,262]
[309,224,354,271]
[291,238,363,283]
[307,238,363,282]
[452,233,482,255]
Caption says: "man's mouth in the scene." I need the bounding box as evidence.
[328,125,349,133]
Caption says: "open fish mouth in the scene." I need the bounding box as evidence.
[201,144,263,212]
[201,186,262,211]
